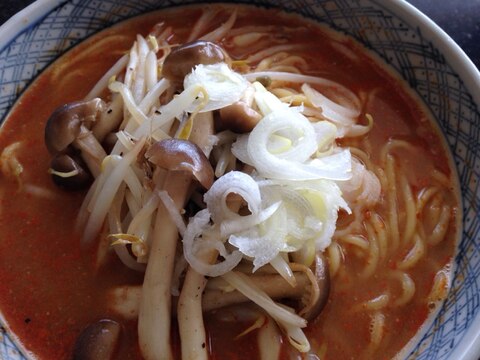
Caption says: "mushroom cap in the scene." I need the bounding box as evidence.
[217,101,262,133]
[50,153,92,190]
[146,139,214,189]
[162,40,230,85]
[73,319,121,360]
[44,98,105,155]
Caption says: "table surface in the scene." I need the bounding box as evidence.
[0,0,479,69]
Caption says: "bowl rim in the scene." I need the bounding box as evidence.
[0,0,62,52]
[1,0,479,88]
[0,0,479,360]
[384,0,480,104]
[383,2,480,360]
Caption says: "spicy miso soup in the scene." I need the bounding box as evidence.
[0,4,460,360]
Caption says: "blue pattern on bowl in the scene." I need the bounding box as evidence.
[0,0,479,359]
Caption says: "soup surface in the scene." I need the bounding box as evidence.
[0,4,459,360]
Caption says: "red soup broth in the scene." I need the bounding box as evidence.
[0,4,459,360]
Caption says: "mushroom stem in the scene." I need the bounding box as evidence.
[138,170,190,360]
[177,250,217,360]
[189,112,215,156]
[109,270,313,318]
[73,125,107,177]
[204,271,310,312]
[177,111,215,360]
[138,171,191,360]
[138,112,216,360]
[92,94,124,142]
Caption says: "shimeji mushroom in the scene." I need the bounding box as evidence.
[49,154,92,190]
[138,129,215,360]
[217,101,262,133]
[145,139,214,189]
[162,40,231,86]
[44,98,107,189]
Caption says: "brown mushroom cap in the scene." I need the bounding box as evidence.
[217,101,262,133]
[145,139,214,189]
[50,153,92,190]
[73,319,121,360]
[44,98,105,155]
[162,40,230,85]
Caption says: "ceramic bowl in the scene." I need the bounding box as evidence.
[0,0,479,359]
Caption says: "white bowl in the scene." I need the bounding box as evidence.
[0,0,479,359]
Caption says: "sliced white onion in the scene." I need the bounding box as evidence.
[244,71,360,113]
[204,171,262,223]
[302,83,360,123]
[183,209,243,277]
[311,121,337,153]
[230,134,250,164]
[184,63,249,112]
[248,109,318,163]
[220,201,281,237]
[306,148,352,181]
[253,81,288,116]
[338,157,380,207]
[261,185,319,243]
[233,109,352,181]
[229,205,293,271]
[293,180,350,250]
